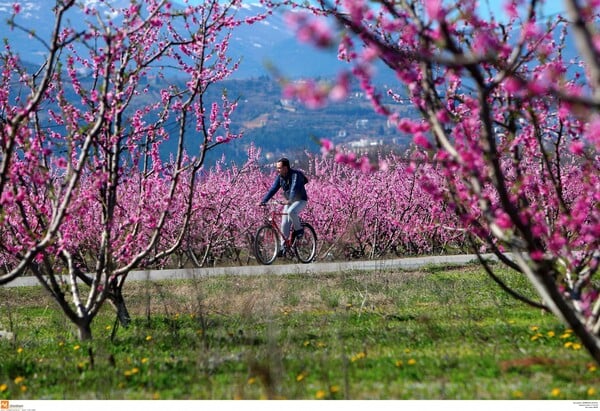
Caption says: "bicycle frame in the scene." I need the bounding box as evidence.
[254,202,317,265]
[262,206,296,248]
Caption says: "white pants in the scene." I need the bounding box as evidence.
[281,200,307,245]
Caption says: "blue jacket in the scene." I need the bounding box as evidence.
[261,169,308,204]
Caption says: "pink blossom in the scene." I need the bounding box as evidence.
[413,132,432,149]
[320,138,334,155]
[285,11,332,48]
[522,21,541,40]
[424,0,445,20]
[361,45,379,62]
[569,140,585,155]
[398,118,420,134]
[584,116,600,150]
[494,210,513,229]
[342,0,366,23]
[472,32,497,56]
[503,77,523,93]
[527,78,550,94]
[530,250,545,261]
[56,158,68,168]
[503,1,519,19]
[436,109,450,124]
[329,73,350,101]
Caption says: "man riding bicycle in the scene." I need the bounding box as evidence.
[259,157,308,253]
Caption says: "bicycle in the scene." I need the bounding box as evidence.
[254,203,317,265]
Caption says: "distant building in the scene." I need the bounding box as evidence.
[349,138,381,149]
[355,119,369,129]
[280,99,296,112]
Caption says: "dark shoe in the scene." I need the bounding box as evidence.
[277,248,284,257]
[293,229,304,239]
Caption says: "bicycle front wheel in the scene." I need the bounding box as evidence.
[294,223,317,263]
[254,225,279,265]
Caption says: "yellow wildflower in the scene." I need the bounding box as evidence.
[145,335,152,341]
[73,345,81,351]
[316,390,326,399]
[407,358,417,365]
[351,352,366,362]
[0,383,7,392]
[551,388,561,397]
[14,376,25,385]
[330,385,340,394]
[16,347,23,354]
[395,360,403,367]
[588,387,597,397]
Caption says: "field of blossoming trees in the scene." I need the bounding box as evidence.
[159,147,471,269]
[2,0,600,374]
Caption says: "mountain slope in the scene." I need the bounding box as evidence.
[0,0,345,79]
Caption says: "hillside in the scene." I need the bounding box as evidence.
[1,1,417,168]
[197,77,417,167]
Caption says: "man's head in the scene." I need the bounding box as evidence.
[276,157,290,177]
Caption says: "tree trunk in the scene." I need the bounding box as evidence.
[77,322,93,341]
[109,286,131,327]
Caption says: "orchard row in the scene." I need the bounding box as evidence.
[6,143,591,272]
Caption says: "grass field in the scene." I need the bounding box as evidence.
[0,263,598,400]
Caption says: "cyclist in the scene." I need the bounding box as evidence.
[259,157,308,253]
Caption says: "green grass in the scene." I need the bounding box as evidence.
[0,264,598,399]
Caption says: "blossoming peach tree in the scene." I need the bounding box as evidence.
[277,0,600,363]
[0,0,266,340]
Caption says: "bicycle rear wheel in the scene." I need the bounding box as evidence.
[294,222,317,263]
[254,225,279,265]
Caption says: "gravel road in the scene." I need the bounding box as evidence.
[2,253,498,288]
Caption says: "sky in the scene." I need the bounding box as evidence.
[480,0,566,20]
[182,0,569,23]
